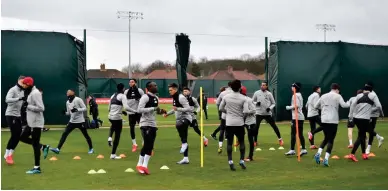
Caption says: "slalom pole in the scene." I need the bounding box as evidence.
[234,136,237,152]
[293,88,301,162]
[200,87,204,167]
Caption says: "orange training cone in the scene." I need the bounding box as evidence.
[320,157,323,161]
[331,155,340,159]
[368,153,376,157]
[119,154,126,158]
[49,156,58,161]
[344,155,351,159]
[97,154,104,159]
[73,156,81,160]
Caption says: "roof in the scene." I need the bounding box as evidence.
[87,69,128,79]
[143,69,197,80]
[206,70,260,80]
[257,74,265,80]
[132,72,146,79]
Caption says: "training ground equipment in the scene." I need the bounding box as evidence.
[88,169,97,174]
[160,165,169,170]
[269,147,275,151]
[119,154,126,158]
[97,154,104,159]
[278,146,284,150]
[49,156,58,161]
[73,156,81,160]
[255,148,262,151]
[97,169,106,173]
[125,168,134,172]
[331,155,340,159]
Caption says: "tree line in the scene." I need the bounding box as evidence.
[121,53,266,77]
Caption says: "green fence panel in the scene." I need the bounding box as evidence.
[339,42,388,118]
[192,80,214,97]
[241,80,261,97]
[269,41,388,121]
[1,30,85,126]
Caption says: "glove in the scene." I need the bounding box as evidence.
[256,102,261,106]
[348,118,355,127]
[266,108,271,112]
[19,96,27,101]
[194,111,197,115]
[71,108,78,113]
[155,107,161,113]
[122,111,127,116]
[62,109,67,115]
[160,109,167,114]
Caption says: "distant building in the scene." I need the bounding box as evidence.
[143,68,197,87]
[87,63,145,79]
[206,66,261,80]
[87,63,129,78]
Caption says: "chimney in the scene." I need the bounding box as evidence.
[100,63,106,71]
[227,65,233,74]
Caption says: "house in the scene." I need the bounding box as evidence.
[206,66,260,80]
[143,68,197,88]
[257,73,265,80]
[87,64,129,78]
[87,64,145,79]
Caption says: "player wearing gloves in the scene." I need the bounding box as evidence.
[50,89,94,155]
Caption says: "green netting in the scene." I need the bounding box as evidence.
[1,30,85,126]
[269,41,388,121]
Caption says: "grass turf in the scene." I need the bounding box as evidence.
[2,104,388,189]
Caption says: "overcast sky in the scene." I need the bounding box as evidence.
[2,0,388,70]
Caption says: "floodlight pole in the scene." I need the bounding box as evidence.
[117,11,144,79]
[316,24,336,42]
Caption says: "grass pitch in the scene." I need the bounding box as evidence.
[2,104,388,189]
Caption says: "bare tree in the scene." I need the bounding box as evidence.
[121,62,144,74]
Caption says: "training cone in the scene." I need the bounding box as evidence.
[160,165,169,170]
[49,156,58,161]
[97,154,104,159]
[331,155,340,159]
[97,169,106,173]
[278,146,284,150]
[88,169,97,174]
[269,147,276,151]
[368,153,376,157]
[119,154,127,158]
[255,148,262,151]
[344,155,351,159]
[73,156,81,160]
[320,157,324,161]
[124,168,134,172]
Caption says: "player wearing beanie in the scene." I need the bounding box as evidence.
[285,82,307,157]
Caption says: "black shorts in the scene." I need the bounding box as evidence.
[128,113,141,125]
[225,126,245,138]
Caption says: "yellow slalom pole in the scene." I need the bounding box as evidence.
[234,136,237,152]
[200,87,204,167]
